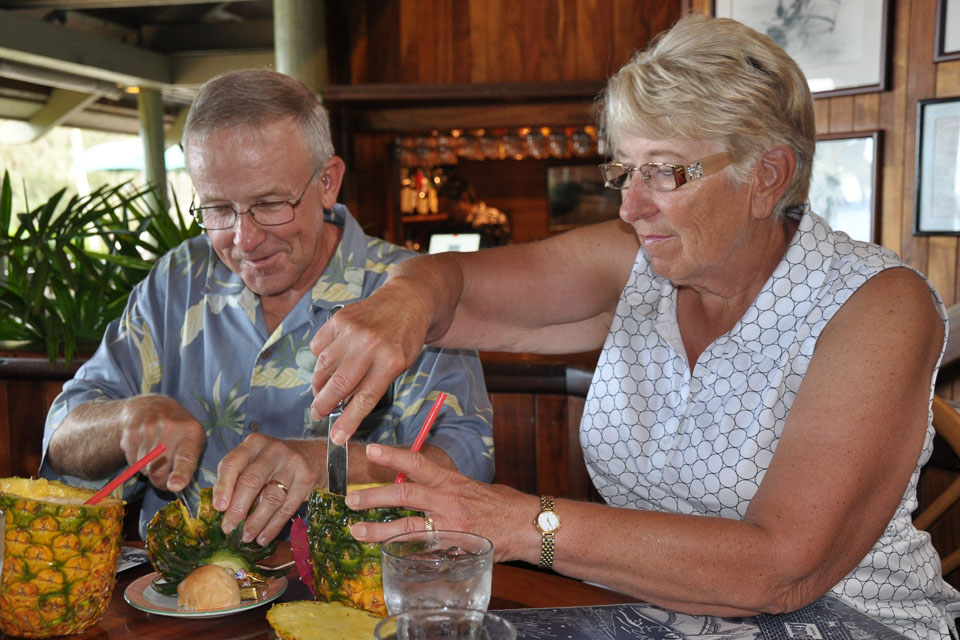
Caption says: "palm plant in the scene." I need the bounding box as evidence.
[0,171,200,364]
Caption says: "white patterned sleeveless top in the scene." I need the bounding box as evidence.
[580,208,960,639]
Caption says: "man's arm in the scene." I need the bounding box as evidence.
[46,394,205,493]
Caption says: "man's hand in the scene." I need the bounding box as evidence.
[48,394,205,492]
[212,434,324,546]
[309,282,433,445]
[116,395,206,493]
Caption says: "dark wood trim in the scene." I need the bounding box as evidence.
[322,81,605,105]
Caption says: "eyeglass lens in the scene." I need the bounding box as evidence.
[602,163,681,192]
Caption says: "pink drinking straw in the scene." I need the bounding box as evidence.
[394,392,447,483]
[85,443,166,505]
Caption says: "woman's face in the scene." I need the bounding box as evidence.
[615,135,755,288]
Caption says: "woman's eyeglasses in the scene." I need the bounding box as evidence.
[599,152,732,192]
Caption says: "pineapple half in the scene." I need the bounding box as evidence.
[145,487,285,595]
[267,600,381,640]
[0,477,123,639]
[307,483,421,616]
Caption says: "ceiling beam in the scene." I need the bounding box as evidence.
[170,50,275,85]
[0,87,100,142]
[0,8,171,88]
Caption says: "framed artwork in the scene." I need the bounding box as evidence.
[915,98,960,235]
[936,0,960,62]
[712,0,890,97]
[809,132,880,244]
[546,165,620,231]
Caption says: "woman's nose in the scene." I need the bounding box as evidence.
[618,182,657,223]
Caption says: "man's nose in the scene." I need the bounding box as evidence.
[231,211,264,249]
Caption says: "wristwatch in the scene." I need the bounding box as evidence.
[534,495,561,568]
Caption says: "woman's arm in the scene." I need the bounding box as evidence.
[349,267,943,617]
[311,219,639,442]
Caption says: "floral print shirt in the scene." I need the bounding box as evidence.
[40,204,494,538]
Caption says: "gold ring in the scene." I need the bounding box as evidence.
[423,516,434,532]
[270,479,289,493]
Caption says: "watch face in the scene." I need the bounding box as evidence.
[537,510,560,532]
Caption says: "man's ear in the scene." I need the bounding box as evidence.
[319,156,346,209]
[750,145,795,220]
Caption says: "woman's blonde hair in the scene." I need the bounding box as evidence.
[599,13,815,218]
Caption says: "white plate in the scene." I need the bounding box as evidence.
[124,571,287,618]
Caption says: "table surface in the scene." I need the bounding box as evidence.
[0,542,637,640]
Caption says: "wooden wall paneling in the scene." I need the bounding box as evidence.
[0,381,10,477]
[467,0,491,82]
[499,0,526,83]
[575,0,605,81]
[812,100,829,133]
[937,60,960,95]
[534,394,593,500]
[399,0,424,83]
[451,0,472,83]
[523,0,560,83]
[490,393,538,494]
[558,0,580,81]
[852,93,881,131]
[7,380,46,478]
[827,97,854,134]
[900,0,938,274]
[928,236,960,307]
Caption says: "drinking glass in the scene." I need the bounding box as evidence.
[381,530,493,615]
[374,608,517,640]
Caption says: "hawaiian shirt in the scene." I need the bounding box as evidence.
[40,204,495,539]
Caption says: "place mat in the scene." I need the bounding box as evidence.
[117,545,150,573]
[497,595,907,639]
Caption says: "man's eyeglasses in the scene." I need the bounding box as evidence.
[599,152,732,192]
[190,169,320,230]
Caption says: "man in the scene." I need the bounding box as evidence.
[40,69,494,545]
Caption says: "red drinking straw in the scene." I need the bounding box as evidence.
[85,443,166,505]
[394,392,447,483]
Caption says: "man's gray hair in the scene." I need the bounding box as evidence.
[182,69,335,171]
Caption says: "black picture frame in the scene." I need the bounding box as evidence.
[711,0,891,98]
[810,131,882,244]
[915,97,960,236]
[936,0,960,62]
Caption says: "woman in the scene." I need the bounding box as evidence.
[309,14,958,639]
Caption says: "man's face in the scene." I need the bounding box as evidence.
[187,119,338,305]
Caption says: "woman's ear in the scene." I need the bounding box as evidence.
[319,156,346,209]
[750,145,795,219]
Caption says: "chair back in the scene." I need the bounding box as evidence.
[915,394,960,575]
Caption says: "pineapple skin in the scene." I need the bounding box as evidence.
[306,485,421,617]
[0,477,123,639]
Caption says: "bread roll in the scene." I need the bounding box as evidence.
[177,564,242,610]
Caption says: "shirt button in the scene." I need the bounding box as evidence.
[250,422,261,432]
[260,350,271,360]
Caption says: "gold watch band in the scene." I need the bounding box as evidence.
[538,495,557,569]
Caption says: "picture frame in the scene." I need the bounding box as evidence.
[915,97,960,235]
[809,132,881,244]
[936,0,960,62]
[546,164,620,231]
[712,0,891,98]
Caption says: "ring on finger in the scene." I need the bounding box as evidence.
[423,516,435,532]
[269,479,289,494]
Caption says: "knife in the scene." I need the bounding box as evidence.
[325,305,348,495]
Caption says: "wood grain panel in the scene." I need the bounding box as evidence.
[827,97,854,134]
[7,380,47,478]
[937,60,960,95]
[490,393,538,494]
[852,93,880,129]
[928,236,959,306]
[0,382,10,477]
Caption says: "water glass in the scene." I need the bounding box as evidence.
[381,530,493,615]
[374,608,516,640]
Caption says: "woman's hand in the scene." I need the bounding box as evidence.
[345,443,536,563]
[309,279,436,445]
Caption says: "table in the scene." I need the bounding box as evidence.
[0,543,636,640]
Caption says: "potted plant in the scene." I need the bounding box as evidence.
[0,170,199,364]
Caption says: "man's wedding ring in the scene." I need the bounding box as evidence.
[270,479,289,494]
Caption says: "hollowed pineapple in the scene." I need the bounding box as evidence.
[145,487,285,595]
[0,477,123,639]
[307,483,421,617]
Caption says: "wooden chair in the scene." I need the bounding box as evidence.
[914,394,960,575]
